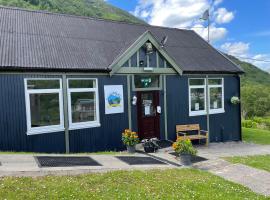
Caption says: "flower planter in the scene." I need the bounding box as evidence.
[143,141,158,153]
[180,153,192,166]
[127,145,136,154]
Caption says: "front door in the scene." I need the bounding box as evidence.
[137,91,160,139]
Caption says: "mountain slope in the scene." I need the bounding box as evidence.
[0,0,145,24]
[227,55,270,87]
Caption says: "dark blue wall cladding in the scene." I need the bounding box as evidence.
[69,75,129,153]
[209,76,241,142]
[0,74,65,153]
[0,73,241,153]
[166,75,241,142]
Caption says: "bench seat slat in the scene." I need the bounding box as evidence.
[176,124,209,146]
[177,135,207,140]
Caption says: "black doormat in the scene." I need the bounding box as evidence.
[155,140,173,149]
[169,153,208,163]
[35,156,102,168]
[116,156,167,165]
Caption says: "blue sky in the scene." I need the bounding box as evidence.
[108,0,270,71]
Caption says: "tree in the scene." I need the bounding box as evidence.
[241,85,270,118]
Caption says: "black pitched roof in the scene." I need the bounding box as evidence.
[0,6,243,74]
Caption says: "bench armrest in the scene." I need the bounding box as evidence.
[177,131,187,136]
[200,130,208,136]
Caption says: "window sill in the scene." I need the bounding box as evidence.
[209,109,225,115]
[189,111,207,117]
[27,127,65,135]
[189,109,225,117]
[69,122,101,131]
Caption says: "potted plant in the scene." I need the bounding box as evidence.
[122,129,139,153]
[231,96,240,105]
[141,138,159,153]
[172,138,197,166]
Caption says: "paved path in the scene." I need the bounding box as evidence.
[0,154,176,177]
[194,142,270,196]
[153,142,270,196]
[193,159,270,196]
[0,142,270,196]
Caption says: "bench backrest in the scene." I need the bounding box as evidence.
[176,124,200,134]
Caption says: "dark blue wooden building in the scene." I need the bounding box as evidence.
[0,7,243,153]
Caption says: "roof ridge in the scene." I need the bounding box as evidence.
[0,5,192,33]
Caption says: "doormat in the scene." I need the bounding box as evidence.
[155,140,173,149]
[35,156,102,168]
[169,153,208,163]
[116,156,167,165]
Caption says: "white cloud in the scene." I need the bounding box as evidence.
[192,24,227,42]
[250,54,270,72]
[133,0,210,28]
[214,8,234,24]
[220,42,270,72]
[132,0,234,43]
[213,0,223,6]
[221,42,250,57]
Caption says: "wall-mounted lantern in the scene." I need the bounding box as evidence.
[145,42,153,54]
[132,96,137,105]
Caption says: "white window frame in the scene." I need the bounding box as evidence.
[67,78,100,130]
[188,78,207,116]
[208,78,225,114]
[24,78,64,135]
[188,78,225,116]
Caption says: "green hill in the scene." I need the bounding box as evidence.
[0,0,145,24]
[227,54,270,87]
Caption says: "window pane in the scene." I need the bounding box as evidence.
[189,79,205,86]
[27,80,60,89]
[210,87,222,109]
[71,92,96,123]
[134,75,159,88]
[69,79,96,88]
[208,79,222,85]
[190,88,205,111]
[30,93,60,127]
[141,93,155,117]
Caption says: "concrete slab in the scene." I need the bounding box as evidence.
[0,142,270,196]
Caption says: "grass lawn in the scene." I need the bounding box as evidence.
[0,169,267,200]
[224,155,270,173]
[242,127,270,145]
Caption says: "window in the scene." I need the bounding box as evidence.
[24,79,64,135]
[67,78,100,130]
[208,78,224,114]
[188,78,225,116]
[189,79,206,116]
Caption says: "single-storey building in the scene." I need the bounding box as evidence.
[0,6,243,153]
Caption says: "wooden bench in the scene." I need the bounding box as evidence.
[176,124,209,146]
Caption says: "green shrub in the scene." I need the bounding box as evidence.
[242,120,258,128]
[252,117,270,130]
